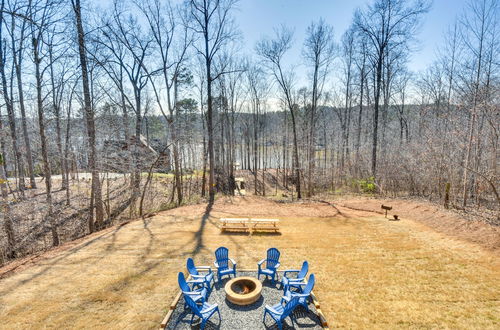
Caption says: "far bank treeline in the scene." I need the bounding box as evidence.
[0,0,498,262]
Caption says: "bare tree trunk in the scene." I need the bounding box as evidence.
[72,0,104,231]
[172,76,183,205]
[201,107,207,197]
[33,36,59,246]
[0,154,15,259]
[205,49,215,203]
[253,99,259,195]
[372,53,383,179]
[131,88,142,214]
[0,109,7,177]
[355,74,364,175]
[290,106,302,199]
[10,14,36,189]
[0,5,25,195]
[64,88,75,206]
[48,41,66,190]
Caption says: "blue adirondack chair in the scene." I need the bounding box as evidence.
[281,261,308,292]
[257,248,281,283]
[214,246,237,281]
[263,296,300,330]
[184,294,221,330]
[281,274,315,312]
[178,272,207,310]
[187,258,214,291]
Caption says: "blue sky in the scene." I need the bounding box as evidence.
[235,0,467,76]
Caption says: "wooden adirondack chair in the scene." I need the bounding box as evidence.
[257,247,281,283]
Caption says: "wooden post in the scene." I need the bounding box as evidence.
[381,204,392,218]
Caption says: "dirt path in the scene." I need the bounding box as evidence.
[0,196,498,329]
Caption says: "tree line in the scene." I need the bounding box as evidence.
[0,0,498,262]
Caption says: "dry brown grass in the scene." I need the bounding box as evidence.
[336,197,500,252]
[0,196,498,329]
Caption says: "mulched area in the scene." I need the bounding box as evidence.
[166,271,323,329]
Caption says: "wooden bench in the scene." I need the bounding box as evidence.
[249,218,280,233]
[219,218,250,232]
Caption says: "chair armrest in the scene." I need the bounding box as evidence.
[187,279,204,287]
[283,269,299,277]
[288,277,305,283]
[204,303,218,312]
[214,261,219,268]
[196,266,212,273]
[229,258,237,267]
[265,304,280,314]
[257,258,266,266]
[267,301,285,313]
[295,293,311,298]
[182,291,201,296]
[274,262,281,269]
[189,274,206,278]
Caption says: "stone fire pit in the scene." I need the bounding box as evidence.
[224,276,262,305]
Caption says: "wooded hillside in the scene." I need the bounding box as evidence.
[0,0,498,264]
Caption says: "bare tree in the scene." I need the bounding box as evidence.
[0,152,15,259]
[353,30,371,175]
[257,27,302,198]
[100,1,153,213]
[303,19,336,196]
[186,0,238,203]
[354,0,429,179]
[245,62,268,195]
[72,0,104,232]
[30,0,61,245]
[459,0,498,207]
[339,26,356,177]
[6,0,36,189]
[138,0,191,205]
[0,0,25,195]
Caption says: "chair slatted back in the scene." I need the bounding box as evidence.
[215,247,229,269]
[281,296,300,320]
[184,294,202,317]
[302,274,315,295]
[187,258,199,276]
[266,248,280,268]
[178,272,191,293]
[298,261,309,279]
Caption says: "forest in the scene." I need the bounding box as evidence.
[0,0,498,264]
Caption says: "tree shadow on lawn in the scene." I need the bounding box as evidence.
[0,210,192,299]
[2,199,285,323]
[0,223,133,296]
[191,200,215,255]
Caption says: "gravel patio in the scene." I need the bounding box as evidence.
[165,271,323,329]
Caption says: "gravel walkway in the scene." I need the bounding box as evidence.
[166,271,323,329]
